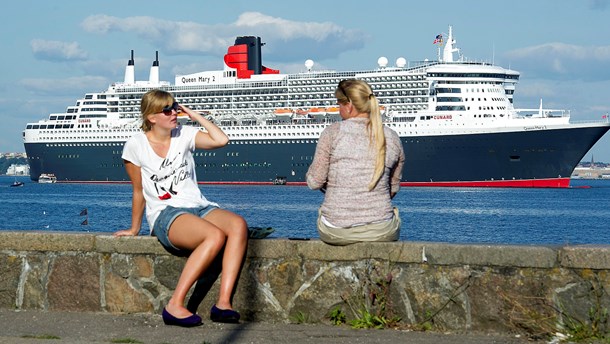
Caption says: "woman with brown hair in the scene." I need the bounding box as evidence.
[114,89,247,326]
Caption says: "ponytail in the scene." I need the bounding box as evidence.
[336,79,387,191]
[367,94,386,190]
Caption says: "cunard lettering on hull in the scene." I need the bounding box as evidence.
[22,27,610,187]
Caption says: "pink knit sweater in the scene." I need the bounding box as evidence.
[306,118,405,227]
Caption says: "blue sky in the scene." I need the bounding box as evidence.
[2,0,610,162]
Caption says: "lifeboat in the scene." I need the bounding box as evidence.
[308,107,326,116]
[326,107,339,115]
[294,108,308,116]
[274,108,292,115]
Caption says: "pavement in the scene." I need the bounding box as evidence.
[0,309,539,344]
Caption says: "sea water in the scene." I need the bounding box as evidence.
[2,175,609,245]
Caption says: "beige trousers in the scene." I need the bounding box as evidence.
[317,207,401,246]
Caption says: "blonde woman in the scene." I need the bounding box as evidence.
[306,79,405,245]
[114,90,247,326]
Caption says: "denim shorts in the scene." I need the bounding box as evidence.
[152,205,219,256]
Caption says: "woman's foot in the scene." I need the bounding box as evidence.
[210,304,240,323]
[162,308,202,327]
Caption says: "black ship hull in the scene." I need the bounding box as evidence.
[24,124,610,188]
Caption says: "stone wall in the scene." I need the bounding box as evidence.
[1,231,610,337]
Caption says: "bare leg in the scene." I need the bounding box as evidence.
[164,213,226,318]
[201,209,248,310]
[186,251,223,314]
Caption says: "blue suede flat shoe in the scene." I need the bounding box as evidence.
[162,308,203,327]
[210,305,240,323]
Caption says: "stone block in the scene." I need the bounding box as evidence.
[0,254,21,308]
[0,231,95,252]
[560,245,610,269]
[104,272,154,313]
[48,254,101,312]
[96,235,167,255]
[22,254,51,309]
[422,243,558,268]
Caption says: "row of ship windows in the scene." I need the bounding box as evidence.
[435,106,507,112]
[42,140,321,149]
[429,72,519,80]
[85,94,107,100]
[437,97,506,102]
[290,75,426,85]
[49,115,77,121]
[91,163,315,169]
[50,158,315,169]
[39,136,131,140]
[30,124,73,130]
[45,143,125,147]
[435,87,506,94]
[35,127,139,132]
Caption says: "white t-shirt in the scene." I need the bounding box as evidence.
[122,125,218,234]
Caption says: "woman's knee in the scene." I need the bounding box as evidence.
[207,227,227,250]
[230,214,248,239]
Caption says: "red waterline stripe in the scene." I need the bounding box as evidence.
[400,178,571,188]
[57,178,571,188]
[56,181,131,184]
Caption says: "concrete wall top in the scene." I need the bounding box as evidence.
[1,231,609,269]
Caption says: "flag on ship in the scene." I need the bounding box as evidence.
[433,34,443,44]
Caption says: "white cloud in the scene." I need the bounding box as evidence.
[80,12,366,61]
[30,39,88,61]
[503,43,610,81]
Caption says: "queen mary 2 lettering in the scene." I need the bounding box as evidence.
[22,27,610,188]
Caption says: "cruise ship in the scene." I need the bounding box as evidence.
[22,27,610,187]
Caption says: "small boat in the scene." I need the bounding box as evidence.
[10,180,24,187]
[273,176,287,185]
[38,173,57,184]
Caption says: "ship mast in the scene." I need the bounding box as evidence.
[442,26,459,62]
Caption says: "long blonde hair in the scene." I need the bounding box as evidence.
[139,89,175,132]
[336,79,386,190]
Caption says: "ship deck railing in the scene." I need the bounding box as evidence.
[513,108,570,118]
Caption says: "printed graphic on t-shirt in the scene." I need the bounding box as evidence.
[149,152,192,200]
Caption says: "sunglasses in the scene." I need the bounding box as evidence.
[161,102,179,114]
